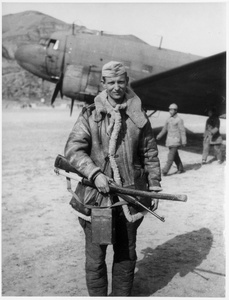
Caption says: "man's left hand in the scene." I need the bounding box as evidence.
[151,199,159,211]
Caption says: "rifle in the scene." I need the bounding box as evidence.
[54,154,187,222]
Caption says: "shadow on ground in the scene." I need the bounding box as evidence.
[132,228,213,296]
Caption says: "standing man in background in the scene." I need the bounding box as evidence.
[202,107,223,164]
[156,103,187,176]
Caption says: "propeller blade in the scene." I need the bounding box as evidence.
[58,36,66,100]
[70,99,74,116]
[51,36,66,105]
[51,74,63,105]
[59,73,64,99]
[51,83,60,105]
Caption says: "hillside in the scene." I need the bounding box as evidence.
[2,10,78,60]
[2,11,82,104]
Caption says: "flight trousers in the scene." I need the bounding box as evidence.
[79,210,143,296]
[163,146,184,174]
[202,140,223,162]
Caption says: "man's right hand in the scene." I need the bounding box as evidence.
[94,173,110,194]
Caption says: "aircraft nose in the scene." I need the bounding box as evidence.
[15,44,48,79]
[15,46,24,63]
[15,45,33,68]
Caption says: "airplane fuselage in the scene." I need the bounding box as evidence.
[15,31,201,99]
[14,30,226,117]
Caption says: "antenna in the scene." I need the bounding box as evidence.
[159,36,163,50]
[72,19,84,35]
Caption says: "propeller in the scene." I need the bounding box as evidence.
[51,73,64,105]
[50,36,66,105]
[70,99,75,116]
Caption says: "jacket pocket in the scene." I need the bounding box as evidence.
[69,184,98,216]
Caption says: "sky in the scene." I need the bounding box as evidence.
[1,1,228,57]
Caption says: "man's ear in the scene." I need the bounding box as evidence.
[126,75,129,85]
[101,77,106,89]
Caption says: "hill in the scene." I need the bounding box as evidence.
[2,11,83,104]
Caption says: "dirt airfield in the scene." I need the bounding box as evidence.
[2,102,227,297]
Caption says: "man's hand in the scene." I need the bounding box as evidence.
[149,186,161,211]
[94,173,110,194]
[150,186,162,192]
[151,199,159,211]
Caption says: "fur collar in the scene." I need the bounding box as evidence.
[93,87,147,128]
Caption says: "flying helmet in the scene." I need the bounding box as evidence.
[169,103,178,110]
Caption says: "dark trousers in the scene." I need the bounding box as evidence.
[163,146,184,174]
[79,211,143,296]
[202,140,223,162]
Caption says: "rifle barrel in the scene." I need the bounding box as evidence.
[117,193,165,222]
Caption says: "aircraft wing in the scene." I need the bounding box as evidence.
[130,52,226,116]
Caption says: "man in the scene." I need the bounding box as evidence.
[64,61,161,296]
[202,107,223,164]
[156,103,186,175]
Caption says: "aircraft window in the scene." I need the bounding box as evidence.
[53,40,59,50]
[142,65,153,73]
[123,61,131,69]
[47,39,59,50]
[39,39,49,46]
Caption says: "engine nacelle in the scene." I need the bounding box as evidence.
[62,64,102,99]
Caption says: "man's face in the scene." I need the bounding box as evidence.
[169,108,177,117]
[103,74,128,102]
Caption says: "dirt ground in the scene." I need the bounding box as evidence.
[1,106,227,297]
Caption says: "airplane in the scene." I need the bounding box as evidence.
[15,29,226,117]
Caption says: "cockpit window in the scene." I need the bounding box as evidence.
[47,39,59,50]
[39,38,49,46]
[142,64,153,73]
[123,61,131,69]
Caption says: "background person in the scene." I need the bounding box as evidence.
[202,107,223,164]
[156,103,187,175]
[64,61,162,296]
